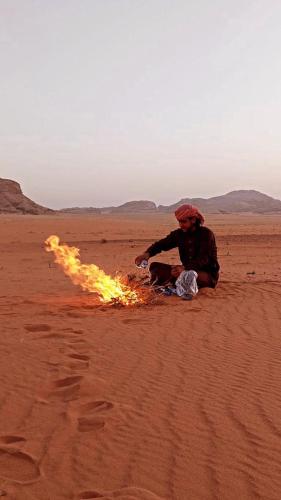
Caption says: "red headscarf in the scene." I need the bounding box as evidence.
[175,204,205,225]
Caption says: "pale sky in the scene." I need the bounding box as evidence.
[1,0,281,209]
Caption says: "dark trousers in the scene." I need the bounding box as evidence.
[149,262,218,289]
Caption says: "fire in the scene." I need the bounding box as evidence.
[45,235,143,306]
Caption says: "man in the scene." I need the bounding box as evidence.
[135,204,219,288]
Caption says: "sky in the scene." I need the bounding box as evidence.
[1,0,281,209]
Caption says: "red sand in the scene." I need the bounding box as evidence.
[0,213,281,499]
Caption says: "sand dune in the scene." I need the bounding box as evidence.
[0,214,281,499]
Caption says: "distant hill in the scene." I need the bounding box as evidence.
[60,207,101,214]
[111,200,157,213]
[0,178,53,214]
[1,179,281,215]
[158,190,281,214]
[61,191,281,214]
[61,200,157,214]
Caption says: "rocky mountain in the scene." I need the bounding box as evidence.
[60,200,156,214]
[62,191,281,214]
[111,200,157,213]
[1,179,281,215]
[158,190,281,214]
[60,207,101,214]
[0,178,53,214]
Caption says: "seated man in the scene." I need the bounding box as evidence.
[135,204,220,288]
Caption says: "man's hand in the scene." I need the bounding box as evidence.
[171,265,184,278]
[135,252,150,267]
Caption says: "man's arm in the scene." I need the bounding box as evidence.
[135,230,179,266]
[145,230,179,257]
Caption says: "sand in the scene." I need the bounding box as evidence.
[0,213,281,500]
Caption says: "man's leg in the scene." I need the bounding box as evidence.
[150,264,218,289]
[196,271,218,289]
[149,262,174,285]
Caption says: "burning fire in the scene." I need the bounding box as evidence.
[45,235,143,306]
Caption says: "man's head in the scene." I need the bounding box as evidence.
[175,204,204,232]
[177,216,197,231]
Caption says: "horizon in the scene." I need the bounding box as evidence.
[41,187,281,209]
[1,1,281,208]
[2,177,280,209]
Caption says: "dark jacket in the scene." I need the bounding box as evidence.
[146,226,220,279]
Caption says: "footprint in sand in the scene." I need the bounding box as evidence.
[25,324,52,333]
[51,375,84,401]
[81,401,114,413]
[77,401,114,433]
[79,492,106,499]
[36,332,67,340]
[0,436,26,445]
[77,418,105,433]
[78,486,164,499]
[68,353,89,362]
[66,352,90,370]
[54,375,83,388]
[0,447,40,484]
[65,340,88,350]
[60,328,85,335]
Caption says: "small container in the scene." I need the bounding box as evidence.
[136,259,148,269]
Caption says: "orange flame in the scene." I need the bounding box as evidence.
[45,235,143,306]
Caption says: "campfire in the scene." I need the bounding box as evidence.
[45,235,145,306]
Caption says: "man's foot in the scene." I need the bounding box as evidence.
[153,285,177,296]
[182,293,194,301]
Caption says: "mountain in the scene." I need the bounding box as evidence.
[0,178,53,214]
[1,179,281,215]
[60,207,101,214]
[60,200,157,214]
[158,190,281,214]
[111,200,157,213]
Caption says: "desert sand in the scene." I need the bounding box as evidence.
[0,213,281,500]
